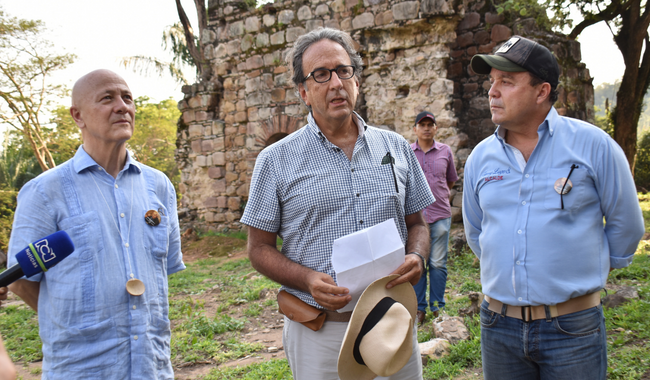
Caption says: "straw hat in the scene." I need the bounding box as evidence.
[338,274,417,380]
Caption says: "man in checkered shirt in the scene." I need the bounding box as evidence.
[241,28,435,380]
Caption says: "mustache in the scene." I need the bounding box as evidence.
[328,90,348,102]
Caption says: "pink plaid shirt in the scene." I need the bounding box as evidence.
[411,140,459,223]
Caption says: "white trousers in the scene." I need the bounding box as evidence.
[283,317,423,380]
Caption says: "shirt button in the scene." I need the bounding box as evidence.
[134,335,138,340]
[516,261,520,265]
[359,220,363,224]
[518,297,523,301]
[125,243,130,248]
[133,305,136,310]
[121,213,125,218]
[525,174,530,178]
[351,168,355,172]
[356,193,360,197]
[114,184,119,189]
[517,230,522,234]
[522,201,526,205]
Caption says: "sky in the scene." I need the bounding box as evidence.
[1,0,626,107]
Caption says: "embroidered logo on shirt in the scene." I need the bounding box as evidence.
[481,167,510,183]
[484,176,504,183]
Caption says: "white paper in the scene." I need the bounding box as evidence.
[331,218,405,312]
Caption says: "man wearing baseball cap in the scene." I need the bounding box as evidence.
[462,36,644,379]
[410,111,458,326]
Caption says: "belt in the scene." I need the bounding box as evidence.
[324,310,352,322]
[485,292,601,322]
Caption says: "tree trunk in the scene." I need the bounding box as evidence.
[612,0,650,175]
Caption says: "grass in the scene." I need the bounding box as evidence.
[3,204,650,379]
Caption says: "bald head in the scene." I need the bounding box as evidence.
[71,69,130,108]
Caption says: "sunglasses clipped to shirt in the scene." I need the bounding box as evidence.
[303,65,356,83]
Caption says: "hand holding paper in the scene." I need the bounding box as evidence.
[331,219,405,312]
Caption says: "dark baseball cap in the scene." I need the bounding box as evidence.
[415,111,436,125]
[470,36,560,87]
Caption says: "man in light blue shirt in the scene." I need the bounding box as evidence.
[8,70,184,379]
[463,36,644,380]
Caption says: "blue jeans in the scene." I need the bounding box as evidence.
[480,299,607,380]
[414,217,451,312]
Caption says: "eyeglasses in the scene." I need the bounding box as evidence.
[303,65,355,83]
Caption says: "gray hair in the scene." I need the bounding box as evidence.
[287,27,363,88]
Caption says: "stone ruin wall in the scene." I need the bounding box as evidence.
[175,0,594,232]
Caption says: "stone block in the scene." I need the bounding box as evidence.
[306,19,324,31]
[245,16,260,32]
[201,139,214,152]
[456,32,474,48]
[463,83,478,93]
[212,120,225,136]
[212,152,226,165]
[214,137,225,150]
[189,124,203,138]
[434,316,470,344]
[271,31,285,45]
[352,12,375,29]
[196,111,209,121]
[469,97,489,110]
[246,55,264,71]
[448,62,463,78]
[392,2,418,20]
[375,10,394,25]
[196,155,208,167]
[263,14,276,27]
[324,19,340,29]
[257,33,269,47]
[213,180,226,193]
[230,21,244,37]
[298,5,312,20]
[208,167,225,179]
[491,25,511,43]
[237,99,247,111]
[421,0,452,15]
[452,191,463,207]
[234,135,245,147]
[213,213,226,222]
[478,41,496,54]
[235,112,248,123]
[227,40,240,55]
[204,196,218,208]
[246,92,272,107]
[419,339,451,360]
[286,27,307,43]
[191,139,202,153]
[341,17,353,31]
[241,34,254,51]
[228,197,242,210]
[458,12,480,30]
[271,88,286,102]
[274,72,290,87]
[237,183,249,196]
[204,212,215,222]
[315,4,330,16]
[485,12,504,24]
[331,0,345,12]
[474,30,490,45]
[279,10,295,24]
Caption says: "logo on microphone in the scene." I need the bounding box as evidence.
[34,238,56,263]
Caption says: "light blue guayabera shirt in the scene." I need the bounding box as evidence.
[462,107,644,307]
[241,112,435,308]
[8,146,184,379]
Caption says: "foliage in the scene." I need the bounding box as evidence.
[492,0,551,27]
[635,134,650,190]
[0,189,16,254]
[128,96,180,181]
[0,129,41,190]
[0,9,75,171]
[120,23,195,85]
[45,105,81,165]
[202,359,293,379]
[0,305,41,363]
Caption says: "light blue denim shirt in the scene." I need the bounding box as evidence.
[241,112,435,307]
[8,146,184,379]
[463,107,644,306]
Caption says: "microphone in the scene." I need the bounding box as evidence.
[0,231,75,288]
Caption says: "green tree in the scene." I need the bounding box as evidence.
[128,97,180,181]
[0,9,75,171]
[45,105,81,165]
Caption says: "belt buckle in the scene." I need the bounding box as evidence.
[521,306,532,322]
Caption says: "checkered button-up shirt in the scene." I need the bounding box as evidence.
[241,113,435,307]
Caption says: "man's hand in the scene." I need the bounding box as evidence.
[387,254,422,289]
[306,271,351,311]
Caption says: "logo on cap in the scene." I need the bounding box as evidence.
[496,37,520,54]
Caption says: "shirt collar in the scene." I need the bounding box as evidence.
[411,139,439,152]
[307,112,367,142]
[73,145,142,175]
[494,106,557,142]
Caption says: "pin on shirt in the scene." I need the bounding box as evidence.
[554,178,573,195]
[145,210,161,226]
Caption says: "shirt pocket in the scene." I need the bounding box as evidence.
[544,167,588,211]
[142,205,170,324]
[47,211,105,325]
[49,318,118,371]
